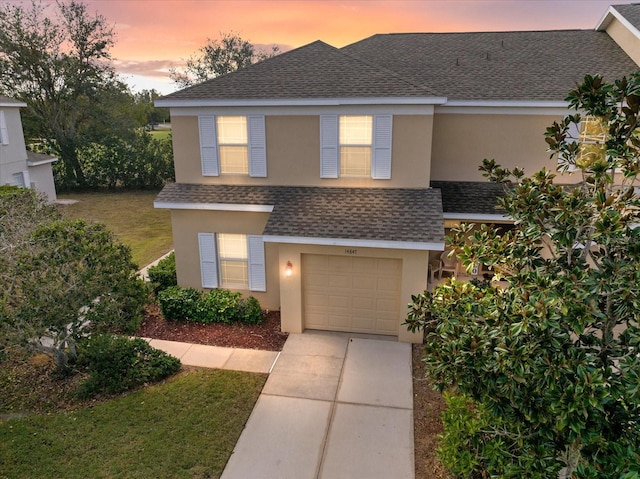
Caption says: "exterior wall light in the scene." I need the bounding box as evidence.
[285,261,293,277]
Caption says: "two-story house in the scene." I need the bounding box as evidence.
[0,96,58,202]
[155,3,640,342]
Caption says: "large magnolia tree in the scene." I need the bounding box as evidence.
[407,74,640,478]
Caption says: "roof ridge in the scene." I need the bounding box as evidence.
[336,42,439,96]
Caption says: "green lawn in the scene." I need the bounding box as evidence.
[0,369,266,479]
[57,190,173,268]
[149,129,171,141]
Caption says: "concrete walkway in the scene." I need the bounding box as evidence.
[147,331,414,478]
[221,331,414,479]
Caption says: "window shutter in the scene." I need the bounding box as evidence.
[320,114,339,178]
[247,235,266,292]
[199,116,219,176]
[372,115,392,179]
[248,115,267,177]
[198,233,219,288]
[0,111,8,145]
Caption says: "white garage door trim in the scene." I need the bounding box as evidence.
[302,254,402,336]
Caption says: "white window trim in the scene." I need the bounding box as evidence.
[320,114,392,179]
[198,115,266,177]
[198,232,266,292]
[0,111,8,145]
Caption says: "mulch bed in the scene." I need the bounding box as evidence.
[136,302,289,351]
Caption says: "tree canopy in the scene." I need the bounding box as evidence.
[407,74,640,478]
[0,188,148,372]
[169,32,280,88]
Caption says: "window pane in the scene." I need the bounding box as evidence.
[220,260,248,286]
[340,116,372,145]
[218,234,247,259]
[219,146,249,174]
[340,146,371,176]
[217,116,247,144]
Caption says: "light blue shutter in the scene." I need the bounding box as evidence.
[372,115,392,179]
[320,114,339,178]
[198,233,219,288]
[247,235,266,292]
[0,111,8,145]
[248,115,267,177]
[199,116,219,176]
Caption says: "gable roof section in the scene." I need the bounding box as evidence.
[160,41,442,105]
[155,183,444,249]
[341,30,638,102]
[599,4,640,32]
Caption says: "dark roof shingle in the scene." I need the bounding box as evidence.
[430,181,506,216]
[155,183,444,245]
[342,30,638,101]
[162,40,437,101]
[612,4,640,31]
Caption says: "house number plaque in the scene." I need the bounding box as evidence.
[344,248,358,255]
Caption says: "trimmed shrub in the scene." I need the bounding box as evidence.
[239,296,264,324]
[77,334,181,398]
[193,289,243,324]
[157,285,264,324]
[157,286,201,321]
[147,252,177,294]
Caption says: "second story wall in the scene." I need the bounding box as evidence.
[170,106,434,188]
[430,109,576,183]
[602,14,640,66]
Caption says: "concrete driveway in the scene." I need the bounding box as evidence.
[221,331,414,479]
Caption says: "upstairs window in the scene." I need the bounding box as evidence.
[340,115,372,176]
[320,114,392,179]
[217,116,249,174]
[198,115,266,177]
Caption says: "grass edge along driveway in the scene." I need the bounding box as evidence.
[0,369,266,479]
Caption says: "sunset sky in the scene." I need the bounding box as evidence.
[14,0,638,94]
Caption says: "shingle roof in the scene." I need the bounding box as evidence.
[155,183,444,245]
[162,40,437,101]
[431,181,507,216]
[612,4,640,31]
[342,30,638,101]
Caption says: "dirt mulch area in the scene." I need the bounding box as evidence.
[413,343,451,479]
[136,303,289,351]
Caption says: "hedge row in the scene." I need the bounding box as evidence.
[157,286,263,325]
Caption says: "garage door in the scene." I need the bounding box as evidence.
[302,254,402,335]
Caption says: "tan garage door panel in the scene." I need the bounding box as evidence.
[302,254,401,335]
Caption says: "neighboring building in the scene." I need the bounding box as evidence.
[0,96,57,202]
[155,4,640,342]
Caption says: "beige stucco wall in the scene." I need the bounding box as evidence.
[277,242,427,343]
[605,17,640,67]
[431,113,573,182]
[171,114,432,187]
[170,209,281,310]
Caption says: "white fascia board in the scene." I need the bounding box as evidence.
[172,104,436,116]
[443,213,512,223]
[262,234,444,251]
[156,96,448,108]
[443,100,568,108]
[27,157,58,166]
[596,6,640,41]
[154,201,274,212]
[0,101,27,108]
